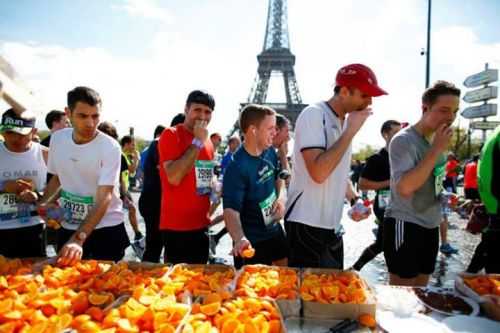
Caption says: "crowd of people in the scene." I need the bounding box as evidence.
[1,63,499,287]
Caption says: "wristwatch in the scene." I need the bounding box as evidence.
[75,231,87,242]
[191,138,204,150]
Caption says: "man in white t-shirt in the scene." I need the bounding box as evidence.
[40,86,129,265]
[285,64,387,268]
[0,109,48,258]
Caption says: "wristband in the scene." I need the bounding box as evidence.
[191,138,204,150]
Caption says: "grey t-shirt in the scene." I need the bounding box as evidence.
[385,126,445,229]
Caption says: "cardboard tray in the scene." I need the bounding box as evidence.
[455,273,500,321]
[455,272,500,303]
[178,297,287,333]
[300,268,376,320]
[236,264,301,318]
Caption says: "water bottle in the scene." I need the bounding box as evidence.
[348,199,370,220]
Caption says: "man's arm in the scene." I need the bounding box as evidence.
[39,174,61,205]
[345,180,358,202]
[161,120,208,186]
[396,124,452,198]
[163,146,199,186]
[359,177,390,191]
[302,110,371,184]
[223,208,251,256]
[57,185,114,265]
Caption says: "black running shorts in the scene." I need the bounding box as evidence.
[383,217,439,279]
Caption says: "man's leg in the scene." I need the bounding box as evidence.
[389,274,416,286]
[484,229,500,274]
[286,221,338,268]
[142,210,163,263]
[384,218,422,286]
[467,236,486,273]
[440,218,448,244]
[84,223,129,262]
[352,222,384,271]
[440,213,458,255]
[163,229,209,264]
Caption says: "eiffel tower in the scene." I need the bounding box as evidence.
[230,0,307,136]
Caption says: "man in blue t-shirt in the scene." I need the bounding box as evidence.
[220,136,241,175]
[223,104,288,268]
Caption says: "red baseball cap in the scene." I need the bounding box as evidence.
[335,64,388,97]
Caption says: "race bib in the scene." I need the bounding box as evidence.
[259,190,277,227]
[0,193,18,218]
[377,190,390,209]
[59,190,94,224]
[195,160,214,195]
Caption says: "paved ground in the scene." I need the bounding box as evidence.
[121,192,480,288]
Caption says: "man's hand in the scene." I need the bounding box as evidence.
[57,239,83,266]
[346,108,372,136]
[3,179,34,194]
[232,237,251,257]
[193,120,209,143]
[271,199,285,221]
[18,189,38,203]
[432,124,453,153]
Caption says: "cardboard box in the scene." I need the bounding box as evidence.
[455,272,500,321]
[236,264,301,318]
[178,297,287,333]
[301,268,376,320]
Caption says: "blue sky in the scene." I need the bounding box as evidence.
[1,0,499,148]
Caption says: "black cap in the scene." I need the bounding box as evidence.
[0,109,36,135]
[186,90,215,110]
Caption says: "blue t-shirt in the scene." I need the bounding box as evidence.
[222,146,281,243]
[220,151,233,175]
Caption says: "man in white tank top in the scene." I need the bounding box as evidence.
[39,86,128,265]
[0,109,48,257]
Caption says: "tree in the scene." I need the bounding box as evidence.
[352,144,378,162]
[448,126,482,161]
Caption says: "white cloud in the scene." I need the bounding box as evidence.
[1,0,499,150]
[113,0,174,23]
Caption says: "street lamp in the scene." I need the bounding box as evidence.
[424,0,432,88]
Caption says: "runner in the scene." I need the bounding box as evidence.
[384,81,460,286]
[272,113,291,182]
[40,110,70,147]
[352,120,401,271]
[220,136,241,175]
[444,153,460,193]
[475,126,500,273]
[463,154,480,201]
[120,135,143,242]
[223,104,288,268]
[439,192,459,255]
[138,124,167,263]
[0,109,48,258]
[210,133,222,152]
[158,90,215,264]
[285,63,386,269]
[39,86,129,265]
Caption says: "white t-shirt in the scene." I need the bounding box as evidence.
[286,102,351,231]
[0,142,47,229]
[47,128,124,230]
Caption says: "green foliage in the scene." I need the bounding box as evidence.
[352,144,378,162]
[448,126,482,161]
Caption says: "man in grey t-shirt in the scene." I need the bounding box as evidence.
[384,81,460,287]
